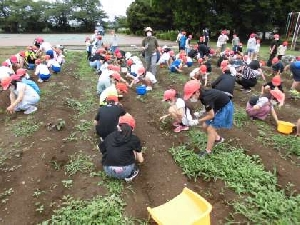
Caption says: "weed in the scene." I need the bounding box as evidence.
[33,189,46,198]
[170,129,300,223]
[35,202,44,213]
[41,195,135,224]
[233,107,249,128]
[62,180,73,189]
[75,120,92,132]
[50,160,61,171]
[62,131,78,142]
[91,171,124,195]
[11,116,40,137]
[65,151,95,176]
[0,188,14,204]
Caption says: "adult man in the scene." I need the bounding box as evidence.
[267,34,280,66]
[183,80,234,157]
[142,27,159,76]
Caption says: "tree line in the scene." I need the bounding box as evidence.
[126,0,300,39]
[0,0,107,33]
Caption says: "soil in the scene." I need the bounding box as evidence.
[0,40,299,225]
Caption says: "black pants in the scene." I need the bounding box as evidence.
[236,77,257,90]
[267,53,276,66]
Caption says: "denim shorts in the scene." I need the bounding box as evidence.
[206,101,234,129]
[103,163,135,179]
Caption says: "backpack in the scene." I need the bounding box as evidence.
[22,79,40,95]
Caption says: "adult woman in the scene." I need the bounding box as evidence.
[142,27,159,76]
[99,114,143,182]
[1,76,40,114]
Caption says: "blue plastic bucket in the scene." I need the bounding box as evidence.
[136,85,147,95]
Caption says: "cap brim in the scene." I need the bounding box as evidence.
[183,93,193,100]
[272,82,280,86]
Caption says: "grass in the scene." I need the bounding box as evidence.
[233,106,249,128]
[11,116,40,137]
[169,129,300,224]
[64,151,95,176]
[40,195,135,225]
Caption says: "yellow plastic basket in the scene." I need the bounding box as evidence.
[147,187,212,225]
[277,120,295,134]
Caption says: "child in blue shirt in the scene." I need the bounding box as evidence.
[170,59,183,73]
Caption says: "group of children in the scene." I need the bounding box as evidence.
[0,37,65,115]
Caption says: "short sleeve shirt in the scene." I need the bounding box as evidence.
[200,89,230,112]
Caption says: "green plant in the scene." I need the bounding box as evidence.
[11,116,40,137]
[75,120,92,132]
[65,151,95,176]
[170,130,300,223]
[41,195,135,225]
[33,189,45,198]
[35,202,44,213]
[62,180,73,189]
[0,188,14,204]
[92,171,124,195]
[233,107,249,128]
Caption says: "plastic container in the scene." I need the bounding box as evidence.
[147,187,212,225]
[136,85,147,95]
[277,120,295,134]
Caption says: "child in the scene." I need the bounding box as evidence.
[170,59,183,73]
[261,75,285,107]
[34,58,51,82]
[185,35,192,55]
[160,89,198,132]
[128,66,157,91]
[277,41,287,60]
[246,96,278,122]
[271,57,284,76]
[47,57,61,73]
[189,65,208,86]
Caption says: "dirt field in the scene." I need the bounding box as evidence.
[0,36,299,224]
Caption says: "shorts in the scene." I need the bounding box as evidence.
[52,65,61,73]
[293,73,300,82]
[170,66,177,73]
[186,61,193,67]
[103,164,135,179]
[206,101,234,129]
[39,73,51,81]
[247,48,255,53]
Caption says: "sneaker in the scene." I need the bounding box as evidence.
[174,125,189,133]
[24,106,37,115]
[215,137,225,145]
[244,89,251,93]
[37,79,43,83]
[125,168,139,182]
[198,150,212,158]
[146,86,152,91]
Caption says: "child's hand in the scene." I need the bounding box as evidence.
[159,115,168,122]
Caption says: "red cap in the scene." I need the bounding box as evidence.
[220,60,229,68]
[10,74,21,81]
[2,61,9,67]
[296,56,300,61]
[106,95,118,102]
[111,72,121,81]
[16,68,27,77]
[127,59,133,66]
[1,76,12,90]
[270,90,284,104]
[116,82,128,93]
[272,75,281,86]
[116,52,122,59]
[119,113,136,129]
[198,58,203,64]
[113,65,121,72]
[250,33,256,38]
[282,41,288,46]
[199,65,207,73]
[163,89,176,101]
[272,57,279,64]
[137,67,146,76]
[169,50,175,56]
[19,51,26,57]
[10,55,18,63]
[36,37,44,43]
[183,80,201,100]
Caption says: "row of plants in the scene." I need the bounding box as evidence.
[169,129,300,224]
[42,52,140,224]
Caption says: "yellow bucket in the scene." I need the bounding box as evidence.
[277,120,295,134]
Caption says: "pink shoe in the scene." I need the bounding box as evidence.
[174,125,189,133]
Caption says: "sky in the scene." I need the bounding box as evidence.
[101,0,135,21]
